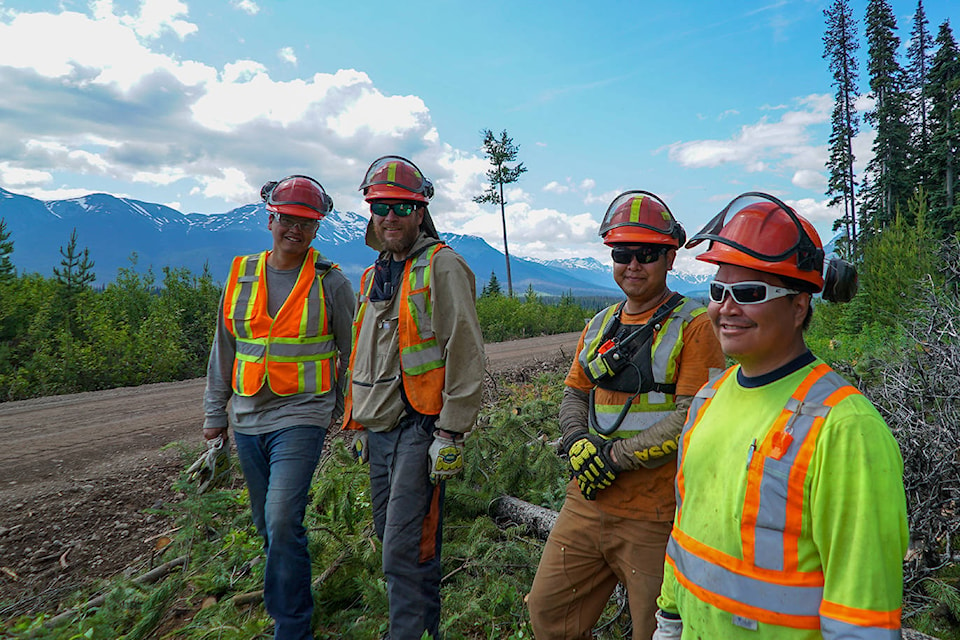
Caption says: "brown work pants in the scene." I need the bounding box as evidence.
[526,481,672,640]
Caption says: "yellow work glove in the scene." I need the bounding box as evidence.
[428,430,464,484]
[351,430,369,464]
[566,433,619,500]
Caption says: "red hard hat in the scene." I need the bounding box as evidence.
[262,175,333,220]
[359,156,434,203]
[689,192,825,291]
[599,191,685,247]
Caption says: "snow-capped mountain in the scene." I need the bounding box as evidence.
[0,187,628,296]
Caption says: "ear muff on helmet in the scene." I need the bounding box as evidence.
[822,257,858,303]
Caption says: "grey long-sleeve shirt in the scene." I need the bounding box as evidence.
[203,257,355,435]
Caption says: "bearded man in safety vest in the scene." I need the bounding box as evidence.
[202,175,355,640]
[526,190,724,639]
[652,193,908,639]
[343,155,484,640]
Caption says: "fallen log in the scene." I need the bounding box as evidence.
[489,496,558,541]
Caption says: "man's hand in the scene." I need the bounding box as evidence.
[187,433,231,493]
[566,433,619,500]
[204,427,228,441]
[351,430,369,464]
[428,430,464,484]
[652,610,682,639]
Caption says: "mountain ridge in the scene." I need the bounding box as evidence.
[0,187,707,296]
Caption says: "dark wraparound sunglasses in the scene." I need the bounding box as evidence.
[370,202,420,217]
[611,245,668,265]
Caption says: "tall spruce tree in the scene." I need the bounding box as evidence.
[906,0,933,192]
[863,0,912,232]
[823,0,861,257]
[53,228,96,295]
[0,218,14,283]
[927,20,960,235]
[474,129,527,297]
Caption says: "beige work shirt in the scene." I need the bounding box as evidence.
[350,234,485,434]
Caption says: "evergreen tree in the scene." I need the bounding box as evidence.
[482,270,502,298]
[0,218,14,282]
[474,129,528,298]
[862,0,913,232]
[823,0,861,257]
[523,283,539,304]
[927,20,960,235]
[906,0,934,192]
[53,228,96,295]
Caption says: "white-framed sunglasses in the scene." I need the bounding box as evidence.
[708,280,800,305]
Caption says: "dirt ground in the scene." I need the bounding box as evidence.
[0,332,580,625]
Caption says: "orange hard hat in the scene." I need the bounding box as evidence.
[359,155,434,203]
[688,192,825,291]
[261,175,333,220]
[599,191,685,247]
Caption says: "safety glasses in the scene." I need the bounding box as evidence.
[709,280,799,305]
[611,245,668,265]
[275,214,319,232]
[369,202,420,217]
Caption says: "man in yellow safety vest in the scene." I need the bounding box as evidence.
[653,192,908,640]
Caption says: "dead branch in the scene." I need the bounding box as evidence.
[37,555,187,632]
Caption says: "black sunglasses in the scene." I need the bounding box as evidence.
[611,245,668,265]
[370,202,420,217]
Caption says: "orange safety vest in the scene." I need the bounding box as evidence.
[223,248,337,397]
[344,243,446,429]
[668,363,883,633]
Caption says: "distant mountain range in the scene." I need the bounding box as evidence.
[0,187,709,297]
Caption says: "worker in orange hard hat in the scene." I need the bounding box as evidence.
[527,190,724,639]
[653,192,907,640]
[202,174,355,640]
[344,155,484,640]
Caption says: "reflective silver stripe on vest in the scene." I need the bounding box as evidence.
[593,408,673,434]
[302,274,324,337]
[650,300,697,379]
[401,249,443,373]
[232,254,261,339]
[667,537,824,617]
[820,616,901,639]
[578,304,621,378]
[751,370,849,571]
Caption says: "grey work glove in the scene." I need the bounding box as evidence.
[351,430,369,464]
[652,610,683,639]
[428,430,464,484]
[186,434,231,493]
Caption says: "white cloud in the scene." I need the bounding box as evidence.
[279,47,297,65]
[666,94,832,172]
[231,0,260,16]
[0,163,53,186]
[792,169,824,191]
[190,168,254,202]
[543,180,570,194]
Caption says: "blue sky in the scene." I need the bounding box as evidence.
[0,0,955,275]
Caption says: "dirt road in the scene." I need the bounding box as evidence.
[0,332,580,621]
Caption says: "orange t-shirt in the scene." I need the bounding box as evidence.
[564,298,725,520]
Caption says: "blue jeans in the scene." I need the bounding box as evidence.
[369,414,445,640]
[234,426,326,640]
